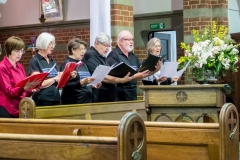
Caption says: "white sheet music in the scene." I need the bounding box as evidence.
[159,62,179,78]
[87,65,112,86]
[159,61,191,78]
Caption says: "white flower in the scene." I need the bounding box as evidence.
[197,56,208,68]
[230,48,239,55]
[195,63,200,68]
[234,56,238,64]
[218,40,225,47]
[184,50,192,57]
[220,44,228,51]
[199,40,211,48]
[218,52,224,61]
[192,42,202,55]
[225,65,230,70]
[213,37,220,42]
[211,46,220,55]
[222,58,230,66]
[226,44,234,51]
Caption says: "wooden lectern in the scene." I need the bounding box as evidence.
[139,84,231,123]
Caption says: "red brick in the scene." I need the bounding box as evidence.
[121,10,129,16]
[122,6,128,10]
[129,11,133,16]
[128,6,133,11]
[112,15,124,21]
[189,0,200,5]
[183,1,189,6]
[184,22,192,27]
[111,20,122,26]
[111,4,122,10]
[184,5,192,9]
[111,9,121,15]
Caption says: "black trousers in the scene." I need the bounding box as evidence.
[0,106,18,118]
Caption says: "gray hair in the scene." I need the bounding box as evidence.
[94,32,112,44]
[117,30,132,44]
[146,37,162,53]
[36,32,55,50]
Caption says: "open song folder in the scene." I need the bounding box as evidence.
[57,61,84,88]
[138,54,166,72]
[108,62,138,78]
[15,63,56,89]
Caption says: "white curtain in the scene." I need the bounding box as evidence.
[90,0,111,47]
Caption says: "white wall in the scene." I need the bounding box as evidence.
[63,0,89,21]
[133,0,183,15]
[0,0,40,27]
[133,0,171,14]
[228,0,240,33]
[0,0,90,27]
[171,0,183,11]
[0,0,183,27]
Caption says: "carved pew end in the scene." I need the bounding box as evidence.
[73,129,82,136]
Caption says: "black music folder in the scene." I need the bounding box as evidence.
[108,62,138,78]
[138,54,166,72]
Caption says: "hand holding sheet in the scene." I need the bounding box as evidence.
[159,61,191,78]
[88,65,112,86]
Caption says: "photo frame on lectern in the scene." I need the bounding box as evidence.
[41,0,63,22]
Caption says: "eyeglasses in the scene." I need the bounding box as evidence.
[78,48,87,52]
[49,42,56,47]
[99,42,111,48]
[155,45,162,48]
[122,38,134,41]
[13,49,25,54]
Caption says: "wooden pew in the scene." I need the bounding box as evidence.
[137,95,143,100]
[19,97,147,120]
[0,112,147,160]
[1,103,239,159]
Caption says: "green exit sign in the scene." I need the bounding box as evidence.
[150,23,165,30]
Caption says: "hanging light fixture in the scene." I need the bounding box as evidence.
[39,14,46,24]
[39,0,46,24]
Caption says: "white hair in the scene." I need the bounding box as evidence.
[117,30,132,45]
[94,32,112,44]
[36,32,55,50]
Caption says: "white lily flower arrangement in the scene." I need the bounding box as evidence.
[178,21,239,82]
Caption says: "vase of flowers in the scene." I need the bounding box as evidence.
[178,21,239,84]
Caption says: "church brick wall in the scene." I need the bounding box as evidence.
[111,2,134,47]
[111,4,134,27]
[0,27,90,66]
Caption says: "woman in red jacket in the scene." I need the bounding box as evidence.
[0,36,39,118]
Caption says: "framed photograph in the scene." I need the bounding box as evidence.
[41,0,63,22]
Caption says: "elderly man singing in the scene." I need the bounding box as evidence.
[107,30,161,101]
[82,32,132,102]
